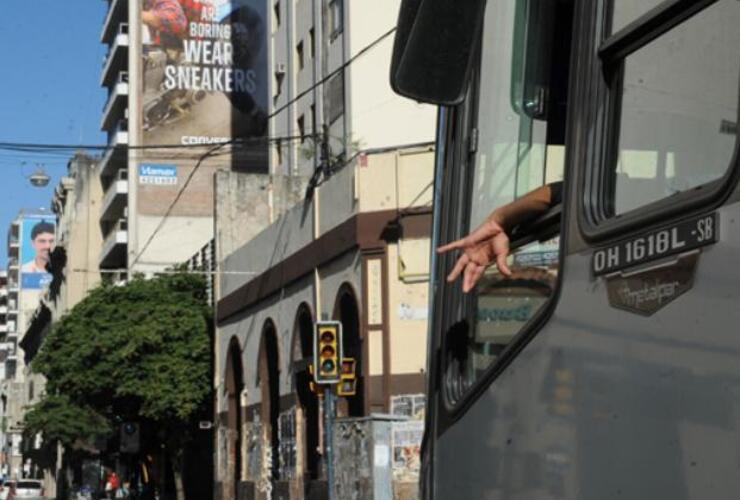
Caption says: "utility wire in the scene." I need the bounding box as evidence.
[130,26,397,269]
[0,133,308,154]
[72,268,257,276]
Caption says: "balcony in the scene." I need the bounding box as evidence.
[101,25,129,88]
[7,257,18,270]
[101,72,129,132]
[100,172,129,222]
[101,0,128,45]
[100,219,128,269]
[99,139,128,182]
[108,120,129,147]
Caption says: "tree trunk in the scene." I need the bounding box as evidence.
[174,467,186,500]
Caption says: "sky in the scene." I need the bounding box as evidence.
[0,0,107,265]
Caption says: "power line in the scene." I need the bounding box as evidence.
[72,268,257,276]
[0,133,308,154]
[129,27,397,269]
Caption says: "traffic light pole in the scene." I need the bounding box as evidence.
[324,386,336,500]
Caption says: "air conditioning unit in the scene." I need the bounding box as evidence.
[276,63,287,74]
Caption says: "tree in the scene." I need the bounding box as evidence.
[23,394,110,449]
[28,272,212,500]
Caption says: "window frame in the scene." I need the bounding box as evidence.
[435,28,569,416]
[580,0,740,241]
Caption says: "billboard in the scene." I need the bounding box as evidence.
[20,215,55,290]
[141,0,268,170]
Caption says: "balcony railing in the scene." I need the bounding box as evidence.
[100,171,129,222]
[101,72,129,132]
[107,120,129,147]
[100,219,128,268]
[101,0,128,44]
[101,25,129,87]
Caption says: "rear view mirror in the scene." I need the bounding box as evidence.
[390,0,488,106]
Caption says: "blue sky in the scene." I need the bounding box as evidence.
[0,0,107,265]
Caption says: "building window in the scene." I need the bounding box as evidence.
[329,0,343,39]
[296,40,305,71]
[325,72,344,124]
[274,70,285,103]
[297,115,306,143]
[276,138,283,165]
[273,1,281,30]
[310,104,316,137]
[309,28,316,58]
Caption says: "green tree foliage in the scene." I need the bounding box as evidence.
[25,272,211,492]
[23,394,109,448]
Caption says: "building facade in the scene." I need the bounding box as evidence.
[0,207,57,481]
[15,152,103,494]
[213,1,436,499]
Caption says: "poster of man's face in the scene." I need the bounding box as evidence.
[21,217,56,289]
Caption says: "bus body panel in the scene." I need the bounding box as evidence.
[433,200,740,499]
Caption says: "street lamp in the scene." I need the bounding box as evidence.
[28,168,50,188]
[21,163,51,188]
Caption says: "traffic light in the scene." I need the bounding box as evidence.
[313,321,343,384]
[120,422,140,454]
[337,358,357,396]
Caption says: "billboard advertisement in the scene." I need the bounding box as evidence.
[20,215,55,290]
[141,0,268,170]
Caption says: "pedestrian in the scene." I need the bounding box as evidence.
[105,470,120,500]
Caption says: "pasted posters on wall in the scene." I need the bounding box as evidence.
[20,215,55,290]
[141,0,268,170]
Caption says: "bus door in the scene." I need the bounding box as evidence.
[391,0,740,498]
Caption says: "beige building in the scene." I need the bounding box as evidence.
[213,1,436,499]
[16,152,103,492]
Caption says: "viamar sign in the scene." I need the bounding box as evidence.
[139,164,178,186]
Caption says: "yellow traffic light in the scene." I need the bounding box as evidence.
[337,358,357,396]
[313,321,343,384]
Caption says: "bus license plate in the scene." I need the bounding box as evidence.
[592,213,718,276]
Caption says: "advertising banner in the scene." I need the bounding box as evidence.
[20,215,56,289]
[141,0,268,170]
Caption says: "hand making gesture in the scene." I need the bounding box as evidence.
[437,183,560,293]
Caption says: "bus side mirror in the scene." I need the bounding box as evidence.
[390,0,487,106]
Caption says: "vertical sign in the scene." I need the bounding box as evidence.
[366,258,383,325]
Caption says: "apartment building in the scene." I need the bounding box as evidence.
[16,153,103,493]
[0,207,56,480]
[213,1,436,499]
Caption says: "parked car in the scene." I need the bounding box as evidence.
[12,480,42,499]
[0,480,16,500]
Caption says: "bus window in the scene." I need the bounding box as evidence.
[609,0,739,216]
[443,0,572,405]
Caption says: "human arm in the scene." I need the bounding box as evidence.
[437,182,561,292]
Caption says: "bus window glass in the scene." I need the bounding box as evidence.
[444,0,569,401]
[612,0,739,216]
[611,0,666,33]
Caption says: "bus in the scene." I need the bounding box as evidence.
[390,0,740,498]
